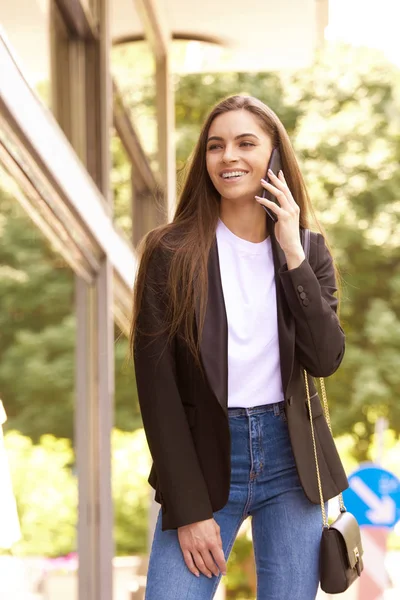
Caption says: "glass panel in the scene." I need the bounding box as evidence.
[111,38,241,174]
[112,41,158,171]
[0,115,101,284]
[112,131,133,244]
[0,164,78,597]
[0,0,51,107]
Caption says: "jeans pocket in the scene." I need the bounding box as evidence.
[278,404,288,423]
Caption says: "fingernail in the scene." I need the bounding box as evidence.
[268,169,273,174]
[195,572,200,578]
[261,178,267,183]
[279,170,283,176]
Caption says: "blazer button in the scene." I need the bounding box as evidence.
[303,298,310,306]
[297,285,304,293]
[300,292,307,299]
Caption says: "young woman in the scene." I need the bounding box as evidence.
[131,95,348,600]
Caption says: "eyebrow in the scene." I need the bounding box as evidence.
[206,133,260,143]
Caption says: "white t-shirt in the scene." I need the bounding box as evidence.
[216,219,284,408]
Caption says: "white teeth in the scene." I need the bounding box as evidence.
[222,171,247,179]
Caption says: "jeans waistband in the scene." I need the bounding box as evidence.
[228,401,285,417]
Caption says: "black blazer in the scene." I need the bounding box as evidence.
[134,222,349,531]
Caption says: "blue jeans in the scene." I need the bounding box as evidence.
[145,402,323,600]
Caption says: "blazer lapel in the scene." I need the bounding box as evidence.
[197,239,229,415]
[267,218,296,397]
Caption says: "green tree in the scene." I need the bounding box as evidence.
[289,45,400,459]
[4,429,150,557]
[4,431,77,557]
[0,191,75,439]
[112,428,150,554]
[0,190,139,440]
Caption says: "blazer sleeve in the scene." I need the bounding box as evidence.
[133,247,214,530]
[278,233,345,377]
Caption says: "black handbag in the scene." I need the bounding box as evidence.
[302,229,364,594]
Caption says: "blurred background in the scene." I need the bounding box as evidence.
[0,1,400,599]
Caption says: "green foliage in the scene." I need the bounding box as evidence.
[4,431,77,557]
[3,429,151,557]
[112,428,150,555]
[225,533,254,599]
[114,337,142,433]
[289,45,400,459]
[0,190,139,440]
[0,193,75,440]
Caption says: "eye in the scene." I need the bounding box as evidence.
[240,142,255,147]
[207,144,222,151]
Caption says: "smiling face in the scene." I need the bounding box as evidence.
[205,109,273,207]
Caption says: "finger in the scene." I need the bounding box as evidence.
[217,529,223,547]
[276,170,298,208]
[201,548,220,577]
[261,179,290,208]
[183,550,200,578]
[268,169,288,190]
[267,170,297,207]
[214,523,224,555]
[211,543,227,576]
[255,196,285,218]
[192,551,213,578]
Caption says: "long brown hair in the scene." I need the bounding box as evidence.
[130,95,325,360]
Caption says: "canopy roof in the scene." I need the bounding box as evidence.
[1,0,326,80]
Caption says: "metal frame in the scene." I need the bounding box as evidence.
[0,34,135,306]
[55,0,99,40]
[0,16,132,598]
[113,81,164,245]
[50,3,114,599]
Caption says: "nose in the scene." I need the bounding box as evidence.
[222,144,238,163]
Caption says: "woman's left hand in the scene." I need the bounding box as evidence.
[255,169,305,269]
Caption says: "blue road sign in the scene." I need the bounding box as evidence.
[343,464,400,528]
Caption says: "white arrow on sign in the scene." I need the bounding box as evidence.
[350,476,396,524]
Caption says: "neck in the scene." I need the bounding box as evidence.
[219,199,268,243]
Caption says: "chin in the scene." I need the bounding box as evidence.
[222,194,258,207]
[222,187,258,201]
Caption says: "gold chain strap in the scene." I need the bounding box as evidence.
[303,370,346,529]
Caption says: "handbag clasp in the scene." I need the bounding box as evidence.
[354,547,361,576]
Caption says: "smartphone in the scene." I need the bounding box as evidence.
[261,148,282,222]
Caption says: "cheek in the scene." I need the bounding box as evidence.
[206,158,218,182]
[254,159,268,179]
